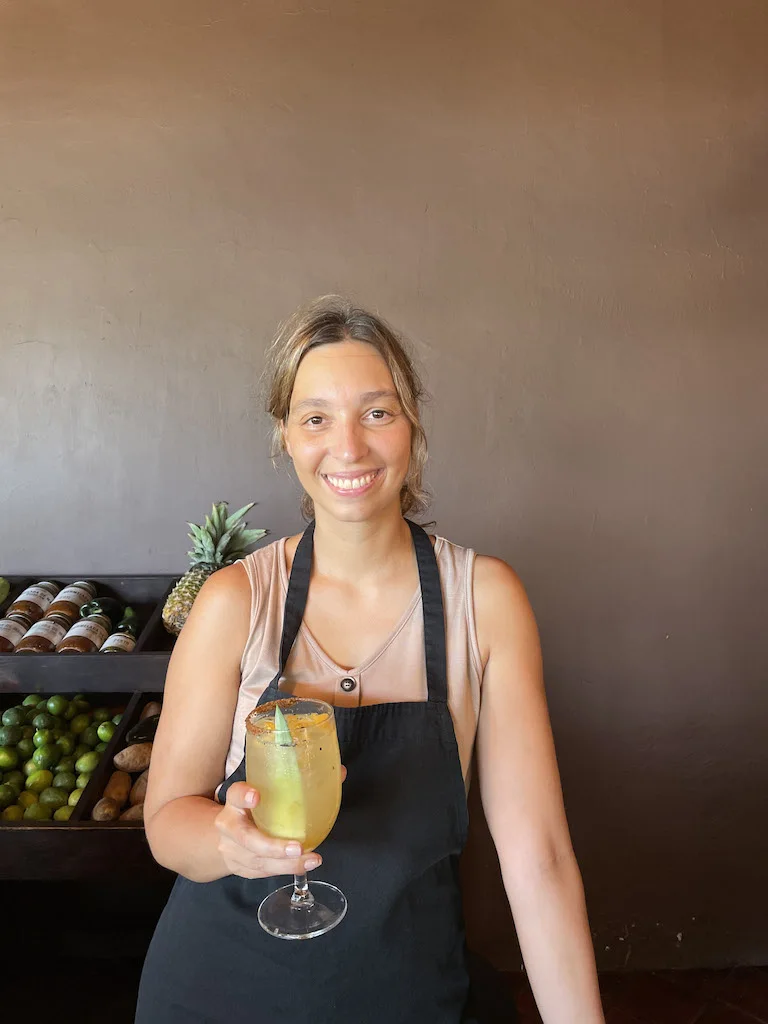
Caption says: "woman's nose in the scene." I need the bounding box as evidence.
[330,419,369,462]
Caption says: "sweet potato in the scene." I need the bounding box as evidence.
[91,797,120,822]
[140,701,162,722]
[130,769,149,806]
[119,803,144,822]
[113,742,152,772]
[103,770,131,807]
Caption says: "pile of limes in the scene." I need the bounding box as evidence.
[0,694,123,823]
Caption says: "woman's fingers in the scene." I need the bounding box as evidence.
[224,780,259,810]
[223,849,323,879]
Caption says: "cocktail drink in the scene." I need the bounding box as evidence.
[245,697,347,939]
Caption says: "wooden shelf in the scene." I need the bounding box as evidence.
[0,575,176,694]
[0,575,180,878]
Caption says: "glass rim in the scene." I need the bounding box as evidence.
[245,696,334,735]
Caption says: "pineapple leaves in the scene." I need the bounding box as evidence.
[239,528,267,545]
[185,500,267,568]
[224,502,255,530]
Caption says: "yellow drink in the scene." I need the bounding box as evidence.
[245,699,341,852]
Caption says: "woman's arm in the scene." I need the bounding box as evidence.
[473,556,605,1024]
[143,564,323,883]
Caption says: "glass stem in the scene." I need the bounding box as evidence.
[291,873,315,910]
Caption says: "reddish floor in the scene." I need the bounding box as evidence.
[515,967,768,1023]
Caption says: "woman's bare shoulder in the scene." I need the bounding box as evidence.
[471,554,536,667]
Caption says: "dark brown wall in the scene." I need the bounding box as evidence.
[2,0,767,970]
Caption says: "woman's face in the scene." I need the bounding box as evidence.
[282,341,413,524]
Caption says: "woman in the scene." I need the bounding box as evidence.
[136,297,604,1023]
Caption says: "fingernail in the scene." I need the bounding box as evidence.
[245,790,257,807]
[304,857,320,870]
[285,842,302,857]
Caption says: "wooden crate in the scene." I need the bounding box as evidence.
[0,575,176,879]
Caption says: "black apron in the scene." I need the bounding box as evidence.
[136,520,516,1023]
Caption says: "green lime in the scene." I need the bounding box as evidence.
[75,772,91,790]
[46,695,69,717]
[52,771,76,792]
[70,714,90,735]
[1,804,24,821]
[33,729,55,749]
[68,787,84,806]
[32,712,56,731]
[0,747,19,771]
[53,805,74,821]
[0,725,22,747]
[94,742,108,753]
[63,701,78,721]
[21,725,34,739]
[73,696,90,713]
[55,734,76,756]
[96,721,116,743]
[22,694,43,707]
[0,784,15,809]
[25,769,54,794]
[75,751,100,774]
[74,743,90,759]
[39,787,68,810]
[2,707,25,728]
[23,758,38,777]
[80,725,100,748]
[52,729,64,741]
[25,706,41,724]
[3,769,24,788]
[4,780,22,799]
[56,756,76,775]
[18,790,38,809]
[23,802,52,821]
[32,745,60,771]
[16,738,34,761]
[92,707,111,724]
[112,713,123,726]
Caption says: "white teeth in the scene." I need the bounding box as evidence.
[326,472,377,491]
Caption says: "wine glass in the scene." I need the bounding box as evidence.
[245,697,347,939]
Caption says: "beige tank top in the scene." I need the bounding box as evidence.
[225,536,483,782]
[225,535,483,784]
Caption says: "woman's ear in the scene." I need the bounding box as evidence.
[280,421,292,459]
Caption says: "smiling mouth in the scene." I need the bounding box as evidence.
[321,469,382,494]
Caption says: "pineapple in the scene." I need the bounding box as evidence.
[162,501,267,635]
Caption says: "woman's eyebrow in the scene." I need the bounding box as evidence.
[292,390,398,413]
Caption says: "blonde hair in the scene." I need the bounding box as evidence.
[264,295,430,520]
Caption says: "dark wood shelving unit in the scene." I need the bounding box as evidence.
[0,575,177,880]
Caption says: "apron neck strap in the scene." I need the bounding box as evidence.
[280,518,448,705]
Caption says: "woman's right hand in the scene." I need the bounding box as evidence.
[214,782,322,879]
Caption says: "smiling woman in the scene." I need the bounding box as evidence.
[136,296,605,1024]
[264,295,430,521]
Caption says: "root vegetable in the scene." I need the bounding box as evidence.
[119,803,144,822]
[140,701,162,722]
[113,742,152,772]
[91,797,120,822]
[130,769,149,806]
[103,770,131,807]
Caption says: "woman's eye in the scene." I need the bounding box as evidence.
[369,409,393,421]
[304,416,325,427]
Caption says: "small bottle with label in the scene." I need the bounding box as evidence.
[56,612,113,654]
[47,581,97,627]
[100,607,140,654]
[6,581,61,625]
[15,614,70,653]
[0,614,33,652]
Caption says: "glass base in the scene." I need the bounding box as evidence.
[258,881,347,940]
